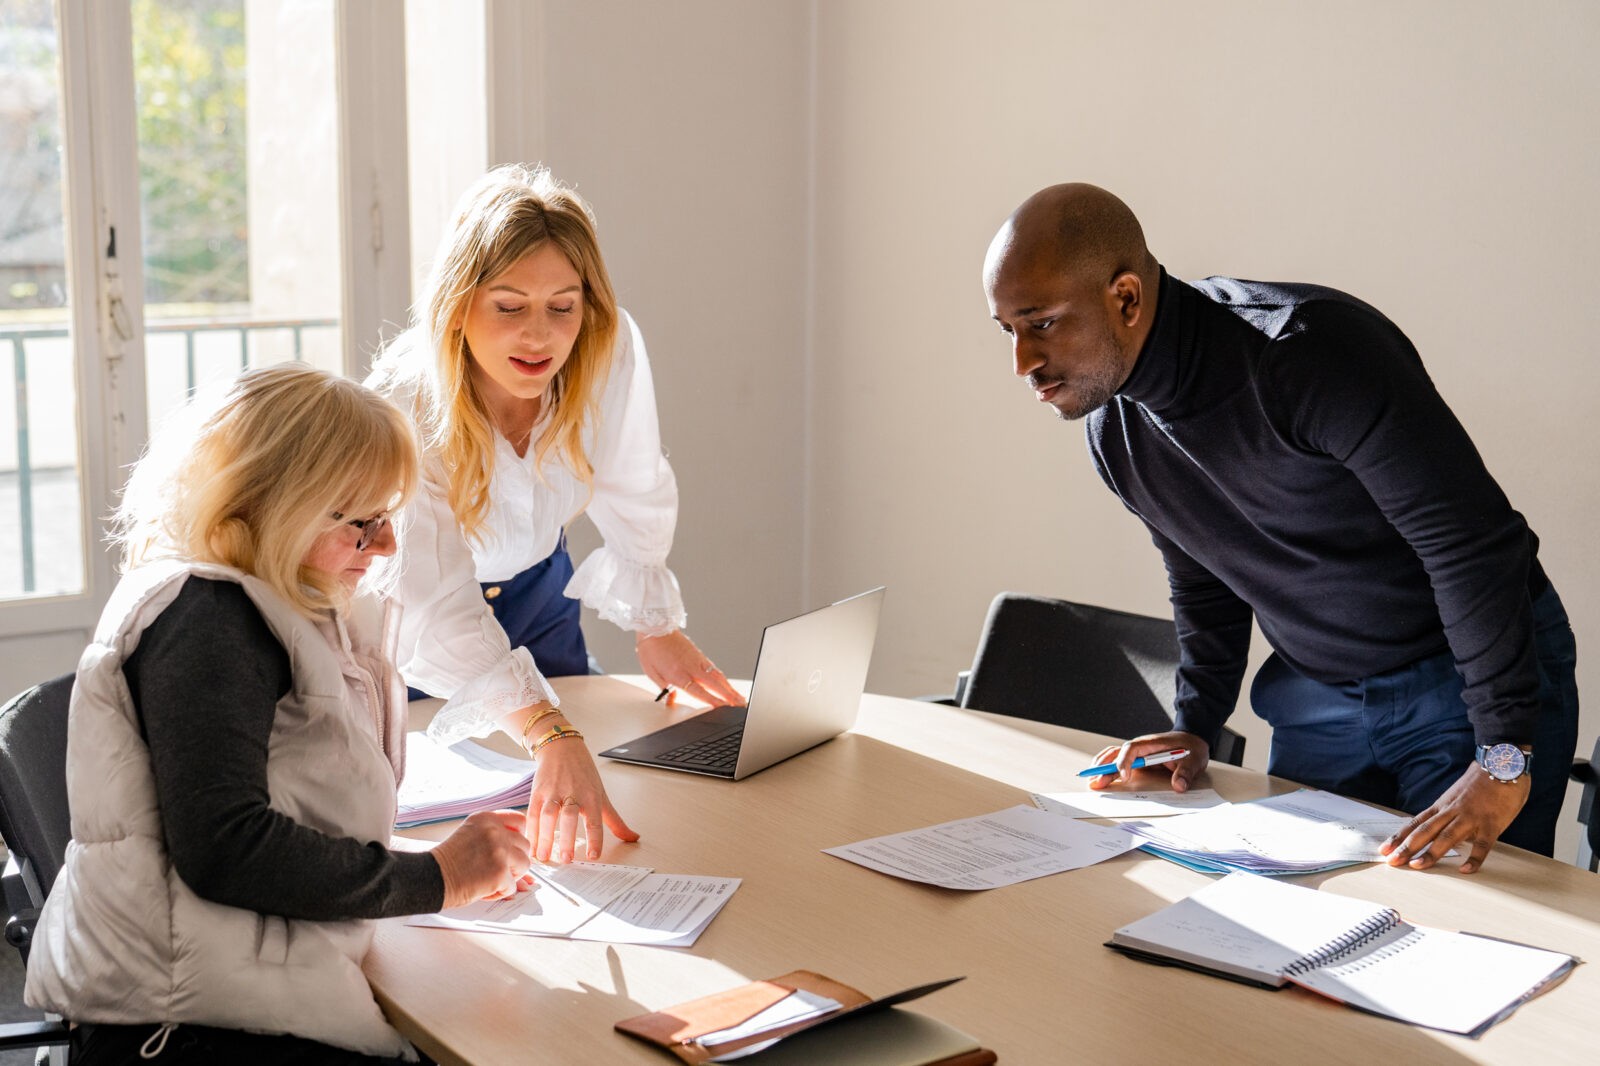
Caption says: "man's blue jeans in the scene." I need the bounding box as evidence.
[1249,582,1579,857]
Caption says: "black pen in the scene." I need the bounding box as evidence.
[654,686,671,702]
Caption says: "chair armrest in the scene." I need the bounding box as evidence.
[914,671,971,708]
[5,906,39,951]
[0,1019,72,1051]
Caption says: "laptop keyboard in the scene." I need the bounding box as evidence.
[660,725,745,769]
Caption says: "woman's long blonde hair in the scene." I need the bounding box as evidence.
[113,364,419,617]
[371,164,618,540]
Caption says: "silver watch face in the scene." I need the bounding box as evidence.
[1480,743,1528,782]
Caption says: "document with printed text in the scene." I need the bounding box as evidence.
[823,804,1138,889]
[1123,788,1451,875]
[408,862,740,946]
[1031,788,1228,819]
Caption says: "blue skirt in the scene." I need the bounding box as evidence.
[479,540,590,679]
[408,539,590,700]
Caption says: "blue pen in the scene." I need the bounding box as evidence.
[1077,748,1189,778]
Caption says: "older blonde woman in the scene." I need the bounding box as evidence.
[26,365,530,1064]
[371,164,741,864]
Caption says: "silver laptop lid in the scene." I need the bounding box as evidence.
[732,586,886,779]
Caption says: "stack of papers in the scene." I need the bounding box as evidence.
[1118,789,1428,875]
[1031,788,1229,819]
[396,731,534,828]
[409,861,740,947]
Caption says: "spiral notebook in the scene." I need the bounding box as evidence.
[1107,872,1577,1037]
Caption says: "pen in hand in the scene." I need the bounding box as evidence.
[1077,748,1190,778]
[526,866,583,907]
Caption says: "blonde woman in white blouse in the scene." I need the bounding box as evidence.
[371,164,743,865]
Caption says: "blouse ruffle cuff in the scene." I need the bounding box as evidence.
[425,647,561,745]
[566,547,687,638]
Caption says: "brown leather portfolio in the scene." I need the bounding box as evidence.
[614,970,996,1064]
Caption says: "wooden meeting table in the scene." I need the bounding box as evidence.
[368,675,1600,1065]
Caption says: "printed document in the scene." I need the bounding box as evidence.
[1031,788,1228,819]
[1123,789,1445,875]
[395,731,534,827]
[823,804,1138,889]
[408,862,739,946]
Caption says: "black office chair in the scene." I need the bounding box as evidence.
[935,593,1247,767]
[1571,737,1600,872]
[0,674,77,1059]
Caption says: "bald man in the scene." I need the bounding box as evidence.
[983,184,1577,874]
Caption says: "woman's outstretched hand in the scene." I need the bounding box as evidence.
[636,629,744,708]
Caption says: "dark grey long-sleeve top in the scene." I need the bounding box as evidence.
[1087,269,1548,750]
[122,577,444,920]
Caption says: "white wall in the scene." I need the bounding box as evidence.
[806,0,1600,857]
[483,0,1598,857]
[529,0,813,678]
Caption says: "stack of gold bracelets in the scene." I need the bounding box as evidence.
[520,706,584,756]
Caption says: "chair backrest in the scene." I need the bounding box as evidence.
[0,674,75,906]
[959,594,1246,766]
[1575,735,1600,873]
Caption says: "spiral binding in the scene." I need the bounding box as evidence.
[1322,927,1427,974]
[1282,909,1403,976]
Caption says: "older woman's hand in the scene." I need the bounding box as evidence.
[520,715,639,864]
[431,810,534,908]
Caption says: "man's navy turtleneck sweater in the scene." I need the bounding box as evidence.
[1087,268,1547,750]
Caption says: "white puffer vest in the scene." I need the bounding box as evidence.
[25,560,415,1059]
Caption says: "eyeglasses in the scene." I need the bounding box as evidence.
[332,511,390,552]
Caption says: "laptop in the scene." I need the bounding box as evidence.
[599,587,885,780]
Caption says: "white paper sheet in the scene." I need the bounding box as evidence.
[395,732,534,827]
[822,804,1139,890]
[694,989,842,1049]
[407,863,740,947]
[1123,789,1449,874]
[1031,788,1229,819]
[570,873,742,946]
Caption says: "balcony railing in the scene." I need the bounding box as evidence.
[1,316,338,596]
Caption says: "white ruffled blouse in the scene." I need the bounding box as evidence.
[391,308,686,742]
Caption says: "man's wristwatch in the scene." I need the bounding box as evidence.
[1475,743,1533,784]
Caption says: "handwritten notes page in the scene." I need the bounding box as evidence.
[1111,872,1578,1036]
[1291,924,1578,1036]
[1110,869,1398,985]
[409,862,740,946]
[823,804,1138,890]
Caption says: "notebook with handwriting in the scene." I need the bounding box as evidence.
[1107,872,1577,1036]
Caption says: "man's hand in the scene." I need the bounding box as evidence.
[1087,730,1210,792]
[1380,764,1530,874]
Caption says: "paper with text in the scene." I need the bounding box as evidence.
[570,873,742,946]
[410,861,648,936]
[1123,789,1442,874]
[408,864,739,947]
[1291,925,1578,1035]
[1032,788,1228,819]
[396,732,534,827]
[1111,869,1397,983]
[823,804,1138,889]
